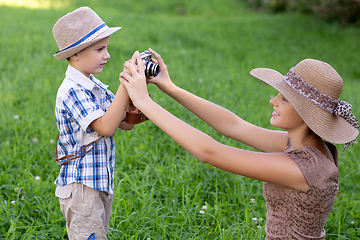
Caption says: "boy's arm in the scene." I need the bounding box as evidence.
[90,83,133,137]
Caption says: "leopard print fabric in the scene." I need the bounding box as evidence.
[334,100,359,130]
[283,68,338,113]
[334,100,359,150]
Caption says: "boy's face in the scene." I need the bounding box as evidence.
[70,37,110,78]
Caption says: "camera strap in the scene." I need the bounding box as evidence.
[124,100,149,124]
[54,134,104,166]
[106,91,149,124]
[54,92,149,166]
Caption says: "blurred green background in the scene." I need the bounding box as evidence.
[0,0,359,239]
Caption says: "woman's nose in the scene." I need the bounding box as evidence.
[270,94,279,106]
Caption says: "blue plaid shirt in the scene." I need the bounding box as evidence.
[55,65,115,194]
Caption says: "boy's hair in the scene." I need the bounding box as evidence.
[52,6,121,61]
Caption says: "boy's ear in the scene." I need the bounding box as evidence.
[69,53,79,61]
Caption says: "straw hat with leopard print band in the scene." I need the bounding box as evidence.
[53,6,121,61]
[250,59,359,151]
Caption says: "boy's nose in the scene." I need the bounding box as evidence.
[104,51,110,60]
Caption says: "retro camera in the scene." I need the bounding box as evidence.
[139,50,159,77]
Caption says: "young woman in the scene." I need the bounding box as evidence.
[119,49,359,239]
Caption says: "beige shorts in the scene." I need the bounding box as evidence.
[55,183,113,240]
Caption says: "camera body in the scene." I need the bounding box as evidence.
[140,50,159,77]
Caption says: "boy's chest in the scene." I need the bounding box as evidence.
[90,86,111,111]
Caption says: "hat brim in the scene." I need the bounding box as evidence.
[250,68,359,144]
[53,27,121,60]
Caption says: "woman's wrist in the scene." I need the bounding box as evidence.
[132,93,153,112]
[162,82,178,97]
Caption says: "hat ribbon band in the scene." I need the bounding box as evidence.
[56,23,109,54]
[334,101,359,129]
[284,68,359,150]
[334,100,359,151]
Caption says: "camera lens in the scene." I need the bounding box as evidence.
[144,61,159,77]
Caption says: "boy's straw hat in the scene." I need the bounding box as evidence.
[250,59,359,149]
[53,6,121,60]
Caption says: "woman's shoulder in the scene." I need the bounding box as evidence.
[285,141,339,189]
[285,141,337,163]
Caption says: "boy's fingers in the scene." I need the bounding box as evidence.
[123,62,138,77]
[130,51,139,64]
[136,53,145,68]
[119,77,130,88]
[123,61,146,82]
[129,51,145,75]
[119,72,131,82]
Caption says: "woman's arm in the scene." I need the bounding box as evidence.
[147,49,288,153]
[119,52,309,191]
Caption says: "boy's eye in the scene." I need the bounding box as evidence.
[283,97,288,102]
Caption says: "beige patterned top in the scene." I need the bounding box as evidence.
[263,141,339,239]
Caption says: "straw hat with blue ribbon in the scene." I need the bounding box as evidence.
[250,59,359,151]
[53,6,121,61]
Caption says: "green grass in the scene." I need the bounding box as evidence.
[0,0,359,239]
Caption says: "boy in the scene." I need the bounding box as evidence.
[52,7,133,239]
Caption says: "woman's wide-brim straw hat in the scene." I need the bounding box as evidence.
[250,59,359,147]
[53,6,121,60]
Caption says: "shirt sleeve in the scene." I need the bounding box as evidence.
[286,148,338,190]
[63,87,104,133]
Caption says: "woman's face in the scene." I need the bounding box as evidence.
[269,93,305,131]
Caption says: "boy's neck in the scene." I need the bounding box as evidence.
[69,62,91,79]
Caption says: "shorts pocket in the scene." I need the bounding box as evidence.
[55,184,75,221]
[55,184,73,199]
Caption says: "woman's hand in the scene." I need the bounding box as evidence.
[146,48,176,93]
[119,51,150,107]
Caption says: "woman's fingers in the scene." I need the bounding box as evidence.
[149,48,164,67]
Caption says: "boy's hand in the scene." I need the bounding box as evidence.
[119,58,132,82]
[146,48,176,93]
